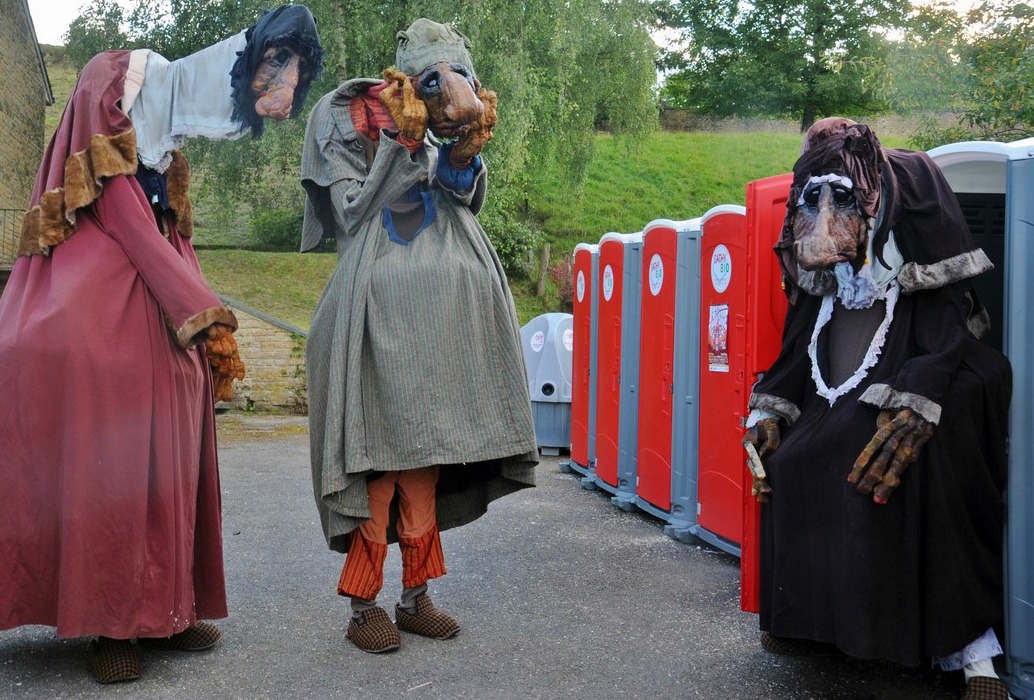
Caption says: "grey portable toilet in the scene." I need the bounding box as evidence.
[561,243,600,480]
[520,312,574,456]
[621,218,703,535]
[591,230,644,511]
[929,137,1034,699]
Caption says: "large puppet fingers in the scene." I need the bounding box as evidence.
[400,77,428,139]
[450,88,498,167]
[206,327,245,402]
[379,67,426,142]
[847,409,897,484]
[478,87,498,130]
[744,417,781,459]
[871,417,934,504]
[751,473,772,504]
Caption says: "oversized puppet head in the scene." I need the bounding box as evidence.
[787,117,883,273]
[230,3,325,136]
[394,18,485,138]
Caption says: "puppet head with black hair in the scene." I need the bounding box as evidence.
[129,3,323,174]
[230,3,325,138]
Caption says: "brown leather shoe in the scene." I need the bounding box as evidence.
[87,637,140,684]
[963,676,1009,700]
[395,593,460,639]
[138,621,222,651]
[347,606,401,653]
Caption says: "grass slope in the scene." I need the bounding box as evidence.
[197,129,909,328]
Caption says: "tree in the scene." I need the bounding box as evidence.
[657,0,908,130]
[60,0,660,273]
[882,1,969,115]
[63,0,131,69]
[958,1,1034,141]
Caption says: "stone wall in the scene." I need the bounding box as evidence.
[0,0,51,289]
[0,0,49,229]
[221,298,308,415]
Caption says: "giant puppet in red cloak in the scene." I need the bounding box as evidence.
[0,5,322,684]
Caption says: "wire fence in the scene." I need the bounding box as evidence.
[1,209,24,266]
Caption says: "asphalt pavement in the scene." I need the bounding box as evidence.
[1,414,966,699]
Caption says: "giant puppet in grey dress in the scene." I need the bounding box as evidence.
[744,118,1011,700]
[300,18,537,653]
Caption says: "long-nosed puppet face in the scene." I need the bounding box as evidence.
[251,46,309,121]
[413,61,484,138]
[792,177,869,272]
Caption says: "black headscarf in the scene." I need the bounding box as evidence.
[230,4,324,138]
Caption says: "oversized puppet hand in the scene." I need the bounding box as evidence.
[380,67,428,144]
[449,87,497,168]
[743,417,781,503]
[848,408,934,504]
[205,324,246,403]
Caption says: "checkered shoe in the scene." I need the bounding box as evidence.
[963,676,1009,700]
[138,621,222,651]
[87,637,140,684]
[347,606,401,653]
[395,594,460,640]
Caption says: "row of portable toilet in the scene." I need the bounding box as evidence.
[561,173,792,613]
[560,138,1034,698]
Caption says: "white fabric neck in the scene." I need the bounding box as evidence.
[128,32,249,172]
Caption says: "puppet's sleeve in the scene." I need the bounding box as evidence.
[747,293,820,426]
[433,142,487,215]
[857,284,971,425]
[91,174,237,348]
[300,97,427,250]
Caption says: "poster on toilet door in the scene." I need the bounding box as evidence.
[708,304,729,372]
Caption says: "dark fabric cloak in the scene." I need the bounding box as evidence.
[750,145,1011,665]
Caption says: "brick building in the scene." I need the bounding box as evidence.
[0,0,53,295]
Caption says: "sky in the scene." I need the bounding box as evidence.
[26,0,135,45]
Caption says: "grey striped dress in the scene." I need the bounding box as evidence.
[301,79,538,553]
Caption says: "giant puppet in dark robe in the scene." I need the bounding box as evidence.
[0,5,322,684]
[744,118,1011,697]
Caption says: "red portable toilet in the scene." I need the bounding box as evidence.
[567,243,599,478]
[684,179,790,612]
[593,231,643,506]
[634,218,699,518]
[737,173,793,613]
[695,206,750,554]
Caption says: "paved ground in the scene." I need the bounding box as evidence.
[1,415,970,699]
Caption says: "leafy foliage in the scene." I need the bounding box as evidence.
[657,0,909,130]
[62,0,660,277]
[248,207,304,251]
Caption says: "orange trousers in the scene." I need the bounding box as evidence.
[337,466,447,600]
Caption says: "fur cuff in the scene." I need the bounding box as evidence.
[748,393,801,425]
[176,306,238,349]
[858,383,941,425]
[165,151,194,237]
[19,130,138,257]
[898,249,993,293]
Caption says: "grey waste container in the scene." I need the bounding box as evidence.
[520,312,574,455]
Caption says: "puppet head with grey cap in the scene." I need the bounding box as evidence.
[379,18,497,168]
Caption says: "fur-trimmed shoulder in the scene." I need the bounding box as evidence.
[19,130,138,257]
[18,135,196,254]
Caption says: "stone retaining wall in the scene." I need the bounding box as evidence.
[221,298,308,415]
